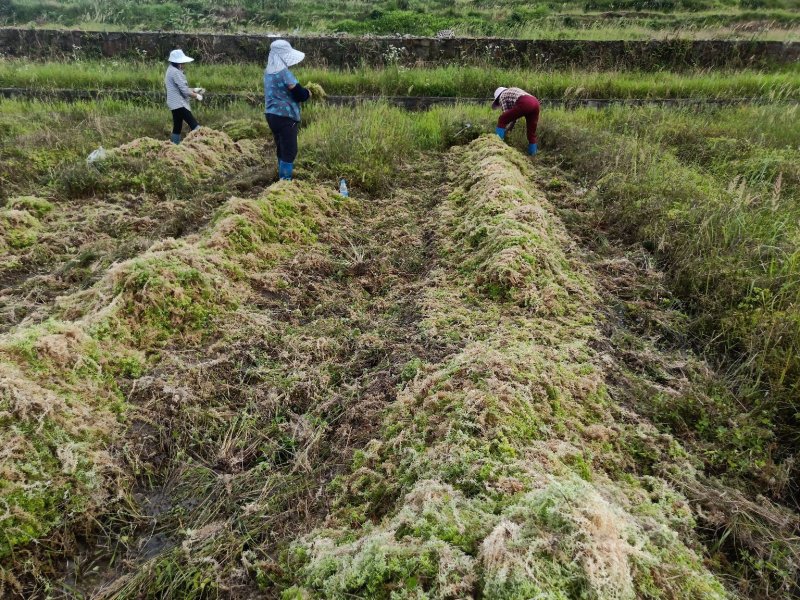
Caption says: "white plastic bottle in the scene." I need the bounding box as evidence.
[339,178,349,198]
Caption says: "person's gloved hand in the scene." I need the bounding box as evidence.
[193,87,206,94]
[528,143,538,156]
[195,93,204,101]
[496,127,506,140]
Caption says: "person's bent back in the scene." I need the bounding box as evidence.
[492,86,540,156]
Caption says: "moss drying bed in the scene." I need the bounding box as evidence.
[0,128,268,333]
[2,132,798,598]
[283,137,784,598]
[0,168,347,588]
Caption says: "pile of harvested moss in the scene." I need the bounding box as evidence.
[56,127,263,200]
[283,137,747,598]
[0,177,346,591]
[0,129,269,333]
[109,127,260,182]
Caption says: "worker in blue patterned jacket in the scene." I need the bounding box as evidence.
[264,40,312,181]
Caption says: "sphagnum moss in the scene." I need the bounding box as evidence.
[284,136,729,599]
[0,131,348,579]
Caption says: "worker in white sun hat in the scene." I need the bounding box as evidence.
[165,49,205,144]
[264,39,312,181]
[492,86,541,156]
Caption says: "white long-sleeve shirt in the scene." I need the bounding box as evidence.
[165,65,192,110]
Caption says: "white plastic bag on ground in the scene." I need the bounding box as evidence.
[86,146,108,164]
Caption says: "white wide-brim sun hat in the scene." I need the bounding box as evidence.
[492,87,507,108]
[266,40,306,74]
[168,49,194,64]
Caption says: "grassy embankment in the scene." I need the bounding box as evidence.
[1,0,798,39]
[537,103,800,501]
[0,97,798,597]
[2,59,800,100]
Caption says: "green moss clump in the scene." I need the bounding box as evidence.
[441,137,595,315]
[0,174,346,564]
[304,82,328,102]
[220,118,270,141]
[0,207,41,249]
[286,136,731,599]
[107,252,231,346]
[0,322,123,560]
[7,196,54,219]
[208,183,344,260]
[284,483,481,599]
[56,128,262,199]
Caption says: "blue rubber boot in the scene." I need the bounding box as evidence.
[278,161,294,181]
[528,143,538,156]
[170,133,181,145]
[496,127,506,140]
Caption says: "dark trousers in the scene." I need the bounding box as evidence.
[171,107,199,135]
[266,113,299,163]
[498,95,540,144]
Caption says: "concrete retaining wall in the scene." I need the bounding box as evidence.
[0,28,797,69]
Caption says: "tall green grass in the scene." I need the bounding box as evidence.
[540,105,800,451]
[298,102,491,191]
[2,59,799,99]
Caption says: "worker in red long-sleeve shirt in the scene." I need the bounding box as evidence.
[492,87,540,156]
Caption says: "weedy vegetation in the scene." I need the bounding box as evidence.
[0,0,798,39]
[0,88,798,600]
[538,105,800,482]
[2,58,799,101]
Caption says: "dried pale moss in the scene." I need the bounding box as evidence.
[220,118,271,141]
[0,323,126,559]
[55,128,263,199]
[5,196,53,219]
[0,198,54,289]
[286,137,729,599]
[0,132,268,332]
[58,180,345,347]
[441,139,594,314]
[110,127,260,182]
[207,182,343,256]
[0,179,345,566]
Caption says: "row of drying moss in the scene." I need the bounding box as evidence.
[281,136,730,599]
[0,128,266,332]
[54,126,262,199]
[0,132,346,580]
